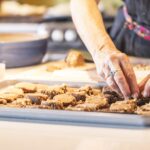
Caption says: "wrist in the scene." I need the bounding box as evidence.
[99,36,118,53]
[91,36,118,58]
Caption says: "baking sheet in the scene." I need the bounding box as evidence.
[0,80,150,127]
[0,107,150,127]
[0,79,106,91]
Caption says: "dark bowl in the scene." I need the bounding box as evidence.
[0,33,48,68]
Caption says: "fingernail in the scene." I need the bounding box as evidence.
[143,93,147,98]
[143,92,149,98]
[125,96,132,100]
[132,92,139,98]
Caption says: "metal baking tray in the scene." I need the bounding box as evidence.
[0,80,150,127]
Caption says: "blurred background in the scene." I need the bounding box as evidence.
[0,0,122,16]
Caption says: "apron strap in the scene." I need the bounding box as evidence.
[123,5,150,41]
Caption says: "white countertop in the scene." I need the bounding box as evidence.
[0,120,150,150]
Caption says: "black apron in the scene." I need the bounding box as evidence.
[110,0,150,58]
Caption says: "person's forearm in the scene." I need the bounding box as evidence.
[71,0,117,58]
[71,0,140,98]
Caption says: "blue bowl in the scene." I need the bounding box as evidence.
[0,33,48,68]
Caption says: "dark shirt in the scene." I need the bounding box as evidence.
[125,0,150,29]
[110,0,150,58]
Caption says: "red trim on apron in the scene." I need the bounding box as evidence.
[123,6,150,41]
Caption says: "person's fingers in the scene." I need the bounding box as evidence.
[139,74,150,92]
[106,76,123,95]
[108,57,131,98]
[143,79,150,98]
[120,54,139,98]
[103,64,121,94]
[96,63,105,82]
[98,70,105,81]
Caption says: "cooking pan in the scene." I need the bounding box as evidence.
[0,32,48,68]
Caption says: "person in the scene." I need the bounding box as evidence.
[70,0,150,98]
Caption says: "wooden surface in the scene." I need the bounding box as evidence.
[6,61,95,75]
[5,60,149,83]
[5,61,97,83]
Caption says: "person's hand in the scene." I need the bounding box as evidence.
[139,75,150,97]
[93,50,139,99]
